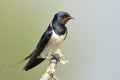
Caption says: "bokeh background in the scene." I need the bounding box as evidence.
[0,0,120,80]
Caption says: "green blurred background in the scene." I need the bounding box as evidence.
[0,0,120,80]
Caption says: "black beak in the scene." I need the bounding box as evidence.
[68,17,74,19]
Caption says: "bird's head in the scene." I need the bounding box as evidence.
[52,11,74,25]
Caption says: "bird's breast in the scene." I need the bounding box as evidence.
[51,29,66,43]
[40,30,66,58]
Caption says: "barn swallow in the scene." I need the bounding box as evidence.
[23,11,73,71]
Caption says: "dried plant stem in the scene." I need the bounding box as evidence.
[40,49,69,80]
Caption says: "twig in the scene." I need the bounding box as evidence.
[40,49,69,80]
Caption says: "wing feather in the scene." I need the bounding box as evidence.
[24,25,52,71]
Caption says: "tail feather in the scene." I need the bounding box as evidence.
[1,55,31,72]
[23,58,45,71]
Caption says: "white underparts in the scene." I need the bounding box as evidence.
[40,30,66,58]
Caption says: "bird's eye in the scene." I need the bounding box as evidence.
[62,15,68,18]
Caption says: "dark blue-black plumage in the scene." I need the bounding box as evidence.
[23,11,73,71]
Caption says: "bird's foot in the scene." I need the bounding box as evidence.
[54,49,69,65]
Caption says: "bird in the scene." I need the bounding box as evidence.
[23,11,73,71]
